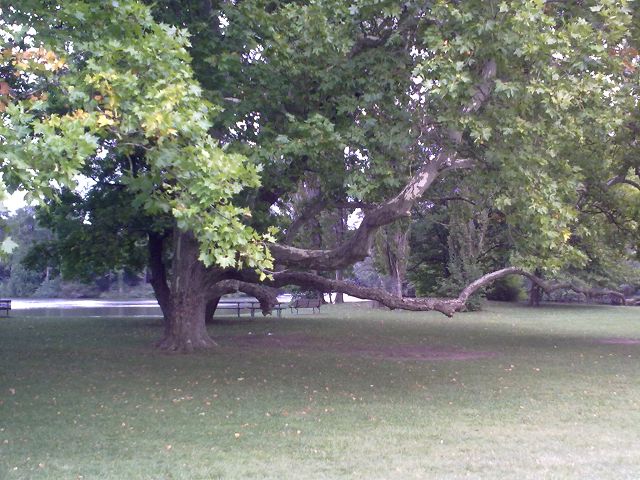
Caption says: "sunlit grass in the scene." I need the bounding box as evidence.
[2,302,640,479]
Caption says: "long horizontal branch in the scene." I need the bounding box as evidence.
[271,270,466,316]
[540,280,626,303]
[443,268,626,305]
[269,267,626,317]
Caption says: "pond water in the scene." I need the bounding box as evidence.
[8,293,364,318]
[10,299,164,318]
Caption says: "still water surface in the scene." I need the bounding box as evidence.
[10,293,361,318]
[11,299,163,318]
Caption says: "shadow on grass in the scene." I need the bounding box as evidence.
[4,301,638,357]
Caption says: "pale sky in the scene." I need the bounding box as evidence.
[1,190,29,214]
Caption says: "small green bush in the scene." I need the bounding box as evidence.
[486,275,525,302]
[32,277,63,298]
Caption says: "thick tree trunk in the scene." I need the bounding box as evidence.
[205,296,221,324]
[529,268,543,307]
[334,270,344,303]
[155,230,218,352]
[157,290,217,352]
[148,232,174,338]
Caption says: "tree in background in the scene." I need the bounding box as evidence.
[373,220,411,298]
[0,207,52,296]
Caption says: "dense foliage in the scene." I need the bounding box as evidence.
[1,0,638,349]
[1,1,274,272]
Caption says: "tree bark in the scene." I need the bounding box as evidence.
[529,269,543,307]
[269,267,626,317]
[334,270,344,304]
[155,230,217,353]
[148,231,174,338]
[377,223,409,298]
[334,208,347,303]
[158,289,217,352]
[205,296,221,324]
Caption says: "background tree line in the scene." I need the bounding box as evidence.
[3,200,639,307]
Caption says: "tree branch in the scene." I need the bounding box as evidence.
[269,267,626,317]
[270,159,444,270]
[284,200,325,244]
[462,59,497,114]
[211,280,280,315]
[606,174,640,191]
[269,59,495,271]
[271,270,466,316]
[427,195,477,205]
[348,10,420,58]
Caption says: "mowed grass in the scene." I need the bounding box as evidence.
[2,302,640,479]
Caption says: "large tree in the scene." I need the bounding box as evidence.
[1,0,637,351]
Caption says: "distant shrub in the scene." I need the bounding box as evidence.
[486,275,525,302]
[0,264,43,297]
[619,284,638,297]
[58,281,101,298]
[546,290,586,303]
[32,277,63,298]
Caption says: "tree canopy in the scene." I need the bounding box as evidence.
[1,0,638,351]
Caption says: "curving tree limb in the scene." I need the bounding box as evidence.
[269,59,496,271]
[606,173,640,191]
[270,159,445,270]
[268,267,626,317]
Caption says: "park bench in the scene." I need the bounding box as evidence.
[290,297,321,314]
[216,301,286,318]
[0,299,11,317]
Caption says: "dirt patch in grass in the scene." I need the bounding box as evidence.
[596,338,640,345]
[219,333,498,361]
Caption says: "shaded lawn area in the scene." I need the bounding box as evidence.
[1,302,640,479]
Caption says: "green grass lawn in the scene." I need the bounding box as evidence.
[2,302,640,479]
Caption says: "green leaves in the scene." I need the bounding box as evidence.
[0,237,18,256]
[2,0,637,284]
[411,0,637,271]
[1,0,273,273]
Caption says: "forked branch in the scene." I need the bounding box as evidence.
[269,60,497,271]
